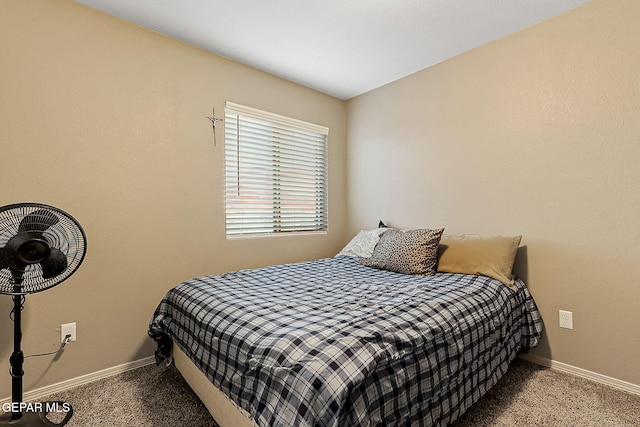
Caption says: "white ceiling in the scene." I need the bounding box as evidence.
[74,0,590,100]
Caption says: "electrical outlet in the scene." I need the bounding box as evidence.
[61,322,76,343]
[559,310,573,330]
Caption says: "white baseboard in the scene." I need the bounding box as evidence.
[518,353,640,396]
[3,353,638,405]
[0,356,155,404]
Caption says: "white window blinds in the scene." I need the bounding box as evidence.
[224,102,329,237]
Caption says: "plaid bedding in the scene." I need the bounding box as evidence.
[148,256,542,427]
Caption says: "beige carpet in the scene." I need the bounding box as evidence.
[14,358,640,426]
[451,360,640,427]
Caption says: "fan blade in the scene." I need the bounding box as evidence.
[0,246,11,270]
[40,248,68,279]
[18,208,60,233]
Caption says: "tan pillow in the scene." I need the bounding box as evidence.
[437,234,522,287]
[360,228,444,275]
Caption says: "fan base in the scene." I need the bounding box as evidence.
[0,402,72,426]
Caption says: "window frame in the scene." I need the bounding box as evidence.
[223,102,329,238]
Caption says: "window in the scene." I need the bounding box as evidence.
[224,102,328,237]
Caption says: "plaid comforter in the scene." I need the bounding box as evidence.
[149,256,542,427]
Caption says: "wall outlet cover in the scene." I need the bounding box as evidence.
[559,310,573,329]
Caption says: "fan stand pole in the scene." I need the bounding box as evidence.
[0,293,26,424]
[10,293,25,421]
[0,294,73,426]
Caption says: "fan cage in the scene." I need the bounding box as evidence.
[0,203,87,295]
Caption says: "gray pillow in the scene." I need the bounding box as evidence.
[360,228,444,275]
[335,228,388,258]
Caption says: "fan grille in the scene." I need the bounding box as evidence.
[0,203,87,295]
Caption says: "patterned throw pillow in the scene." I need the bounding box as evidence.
[360,228,444,275]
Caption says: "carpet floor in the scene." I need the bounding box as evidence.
[12,358,640,426]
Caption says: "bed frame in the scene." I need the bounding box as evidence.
[173,344,256,427]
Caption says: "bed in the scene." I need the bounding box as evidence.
[148,230,543,427]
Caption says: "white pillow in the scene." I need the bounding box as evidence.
[335,229,388,258]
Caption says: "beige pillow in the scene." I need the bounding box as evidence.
[360,228,444,275]
[437,234,522,287]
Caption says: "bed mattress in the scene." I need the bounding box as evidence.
[149,256,542,426]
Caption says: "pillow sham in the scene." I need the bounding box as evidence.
[335,228,388,258]
[436,234,522,288]
[360,228,444,275]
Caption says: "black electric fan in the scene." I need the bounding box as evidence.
[0,203,87,426]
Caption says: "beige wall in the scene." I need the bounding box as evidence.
[0,0,347,398]
[347,0,640,386]
[2,0,638,401]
